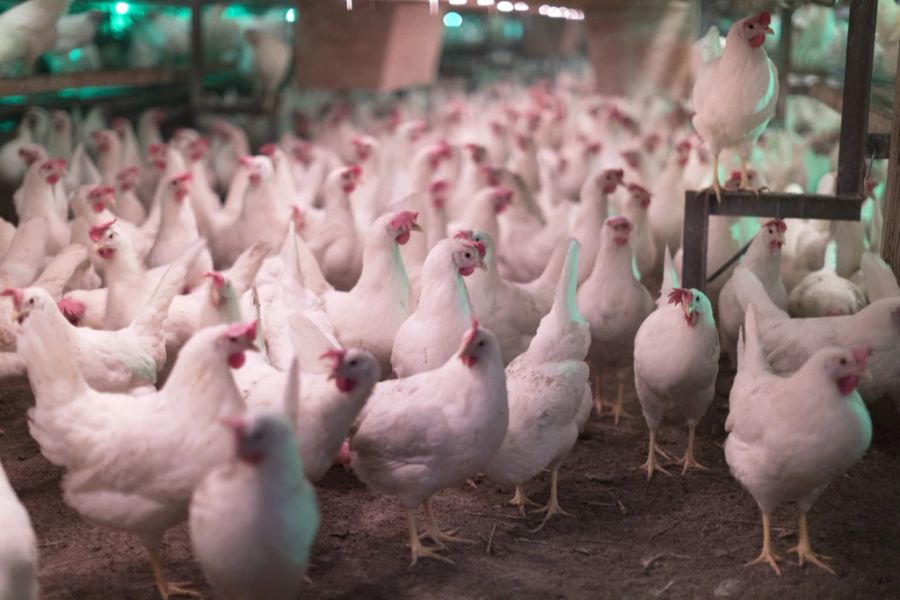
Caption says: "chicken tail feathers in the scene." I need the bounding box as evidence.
[19,311,88,410]
[737,304,770,377]
[731,266,787,323]
[225,241,269,296]
[551,239,586,325]
[284,221,331,296]
[128,256,190,342]
[657,244,680,308]
[282,357,300,432]
[862,251,900,302]
[528,236,570,299]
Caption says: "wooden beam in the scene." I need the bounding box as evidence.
[880,44,900,279]
[775,6,793,122]
[0,68,187,96]
[836,0,877,195]
[681,190,863,291]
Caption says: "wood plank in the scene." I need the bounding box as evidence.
[681,192,710,291]
[0,68,187,96]
[686,191,863,220]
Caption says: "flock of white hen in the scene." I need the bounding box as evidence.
[0,11,898,600]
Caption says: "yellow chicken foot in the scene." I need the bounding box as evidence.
[406,508,453,568]
[611,377,636,425]
[697,153,723,204]
[745,513,782,575]
[146,545,201,599]
[739,156,752,190]
[677,424,709,475]
[509,485,540,517]
[637,431,671,481]
[788,513,835,574]
[421,499,475,547]
[592,372,605,416]
[529,469,575,532]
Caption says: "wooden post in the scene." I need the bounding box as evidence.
[189,0,204,123]
[682,193,710,291]
[836,0,877,195]
[775,6,793,122]
[880,43,900,278]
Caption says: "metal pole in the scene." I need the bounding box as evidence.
[189,0,205,124]
[835,0,877,195]
[775,6,793,123]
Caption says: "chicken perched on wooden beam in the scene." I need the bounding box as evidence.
[691,12,779,201]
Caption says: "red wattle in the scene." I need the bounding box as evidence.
[395,231,411,245]
[228,352,246,369]
[459,266,475,276]
[749,34,765,48]
[837,375,858,395]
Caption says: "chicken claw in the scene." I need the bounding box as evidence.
[677,424,709,475]
[509,485,540,517]
[592,373,605,416]
[148,546,201,599]
[610,378,636,425]
[637,431,671,481]
[788,513,835,574]
[745,513,782,575]
[422,499,475,546]
[528,469,574,532]
[406,509,453,568]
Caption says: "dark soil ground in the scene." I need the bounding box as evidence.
[3,370,900,600]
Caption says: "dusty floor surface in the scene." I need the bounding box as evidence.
[3,371,900,600]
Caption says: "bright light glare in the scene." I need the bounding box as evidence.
[477,0,495,5]
[286,8,296,22]
[443,11,463,27]
[114,2,129,15]
[449,0,467,4]
[514,2,529,10]
[497,1,514,11]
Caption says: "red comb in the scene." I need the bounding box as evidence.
[389,211,418,231]
[667,288,690,306]
[454,230,473,241]
[612,168,624,180]
[430,179,449,194]
[57,297,86,325]
[763,219,787,233]
[585,142,602,154]
[116,166,140,180]
[461,318,480,349]
[259,143,277,156]
[0,288,22,309]
[320,348,346,369]
[346,165,363,178]
[89,185,115,198]
[758,11,771,25]
[225,320,257,341]
[606,216,632,232]
[851,347,870,370]
[239,156,254,168]
[627,183,649,196]
[173,172,192,184]
[89,218,117,243]
[203,271,225,288]
[148,143,165,156]
[494,186,514,201]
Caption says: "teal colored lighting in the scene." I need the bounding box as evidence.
[286,8,296,22]
[114,2,129,15]
[68,48,82,61]
[501,19,523,39]
[443,11,463,27]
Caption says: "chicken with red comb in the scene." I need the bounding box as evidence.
[633,255,720,480]
[577,216,655,424]
[725,306,871,575]
[351,323,507,566]
[691,11,778,200]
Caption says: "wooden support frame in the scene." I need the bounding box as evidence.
[681,0,875,292]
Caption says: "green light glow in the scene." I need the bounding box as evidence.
[68,48,82,61]
[501,19,523,39]
[286,8,296,22]
[114,2,129,15]
[444,12,463,27]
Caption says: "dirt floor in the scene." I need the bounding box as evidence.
[3,369,900,600]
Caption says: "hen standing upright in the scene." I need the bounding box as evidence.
[692,12,778,198]
[0,0,69,75]
[725,306,871,575]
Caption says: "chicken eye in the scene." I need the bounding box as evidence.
[464,252,472,259]
[28,298,34,305]
[349,359,358,367]
[228,336,237,343]
[840,358,847,365]
[478,340,485,347]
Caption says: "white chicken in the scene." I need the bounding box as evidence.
[725,305,871,574]
[19,315,258,598]
[0,458,38,600]
[787,269,867,318]
[483,240,591,530]
[189,360,319,600]
[692,12,778,197]
[577,216,654,424]
[0,0,69,75]
[351,322,508,566]
[243,29,291,109]
[717,219,787,366]
[390,237,485,378]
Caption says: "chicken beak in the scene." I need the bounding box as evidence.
[411,222,423,232]
[860,368,873,382]
[764,26,774,34]
[477,259,487,271]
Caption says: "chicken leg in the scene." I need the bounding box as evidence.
[638,430,671,481]
[788,513,835,574]
[146,545,201,599]
[592,372,605,416]
[745,513,782,575]
[421,498,475,547]
[529,468,574,532]
[406,508,453,568]
[509,485,540,517]
[610,370,635,425]
[698,152,723,204]
[677,424,709,475]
